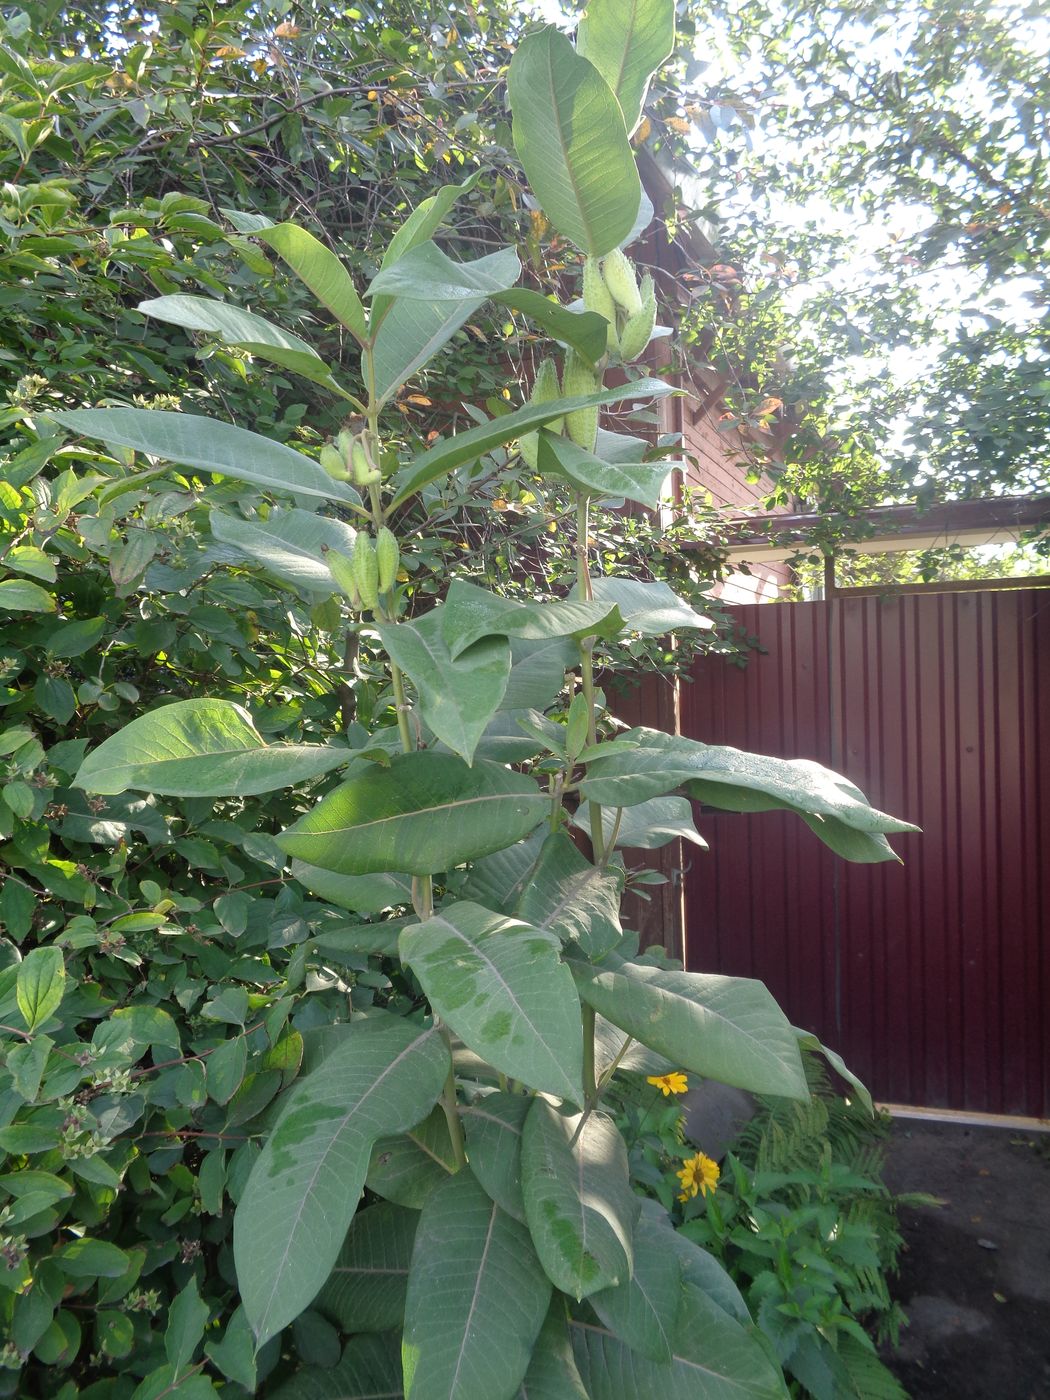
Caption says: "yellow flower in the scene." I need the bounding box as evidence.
[647,1071,689,1097]
[676,1151,719,1202]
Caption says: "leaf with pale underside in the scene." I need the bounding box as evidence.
[515,831,623,960]
[402,1170,551,1400]
[590,1203,682,1362]
[509,26,641,256]
[377,608,510,764]
[571,957,808,1099]
[401,902,584,1106]
[138,295,351,397]
[577,0,677,136]
[571,1282,787,1399]
[537,431,671,509]
[370,246,520,406]
[233,1014,449,1345]
[572,796,707,851]
[210,508,356,596]
[587,578,713,636]
[277,752,549,876]
[579,727,919,863]
[522,1100,637,1299]
[390,378,677,508]
[75,699,349,798]
[48,409,359,504]
[442,579,623,660]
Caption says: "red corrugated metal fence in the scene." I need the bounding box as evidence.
[682,588,1050,1117]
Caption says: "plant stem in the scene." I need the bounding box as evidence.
[439,1027,468,1170]
[582,1001,597,1102]
[575,492,605,861]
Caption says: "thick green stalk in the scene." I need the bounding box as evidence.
[582,1002,597,1102]
[440,1029,469,1170]
[576,493,605,862]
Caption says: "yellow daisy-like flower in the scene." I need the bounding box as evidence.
[647,1071,689,1097]
[677,1151,720,1202]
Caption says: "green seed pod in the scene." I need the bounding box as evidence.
[350,440,372,487]
[583,255,618,324]
[520,358,564,469]
[376,527,400,593]
[562,350,600,452]
[618,273,657,361]
[352,531,380,611]
[328,549,362,609]
[319,444,349,480]
[601,248,643,315]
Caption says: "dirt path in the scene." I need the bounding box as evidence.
[882,1118,1050,1399]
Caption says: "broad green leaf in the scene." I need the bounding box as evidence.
[315,1200,418,1333]
[368,240,521,301]
[256,222,369,342]
[571,958,808,1099]
[291,859,413,915]
[371,247,520,406]
[165,1277,209,1378]
[402,1169,551,1400]
[48,409,360,504]
[590,1206,682,1362]
[459,828,547,913]
[587,578,713,636]
[515,832,623,960]
[0,578,55,613]
[139,296,350,397]
[268,1333,404,1400]
[442,579,622,660]
[277,752,549,877]
[515,1305,590,1399]
[469,709,549,764]
[5,545,55,582]
[401,902,585,1106]
[16,947,64,1032]
[579,728,919,863]
[46,615,107,658]
[654,1211,749,1324]
[499,637,577,712]
[381,172,482,272]
[572,1283,787,1399]
[572,796,707,851]
[367,1105,458,1209]
[75,699,349,798]
[203,1307,256,1392]
[577,0,676,135]
[390,377,677,507]
[205,1035,247,1106]
[371,172,482,327]
[376,609,510,765]
[537,431,670,509]
[54,1237,129,1278]
[461,1091,530,1222]
[509,26,641,256]
[522,1100,637,1299]
[210,507,357,596]
[233,1014,449,1344]
[492,289,608,363]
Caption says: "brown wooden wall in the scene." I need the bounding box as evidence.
[681,587,1050,1118]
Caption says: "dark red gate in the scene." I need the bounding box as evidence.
[681,586,1050,1118]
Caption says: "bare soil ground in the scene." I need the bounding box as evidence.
[882,1118,1050,1400]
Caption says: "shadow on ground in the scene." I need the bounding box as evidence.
[882,1119,1050,1400]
